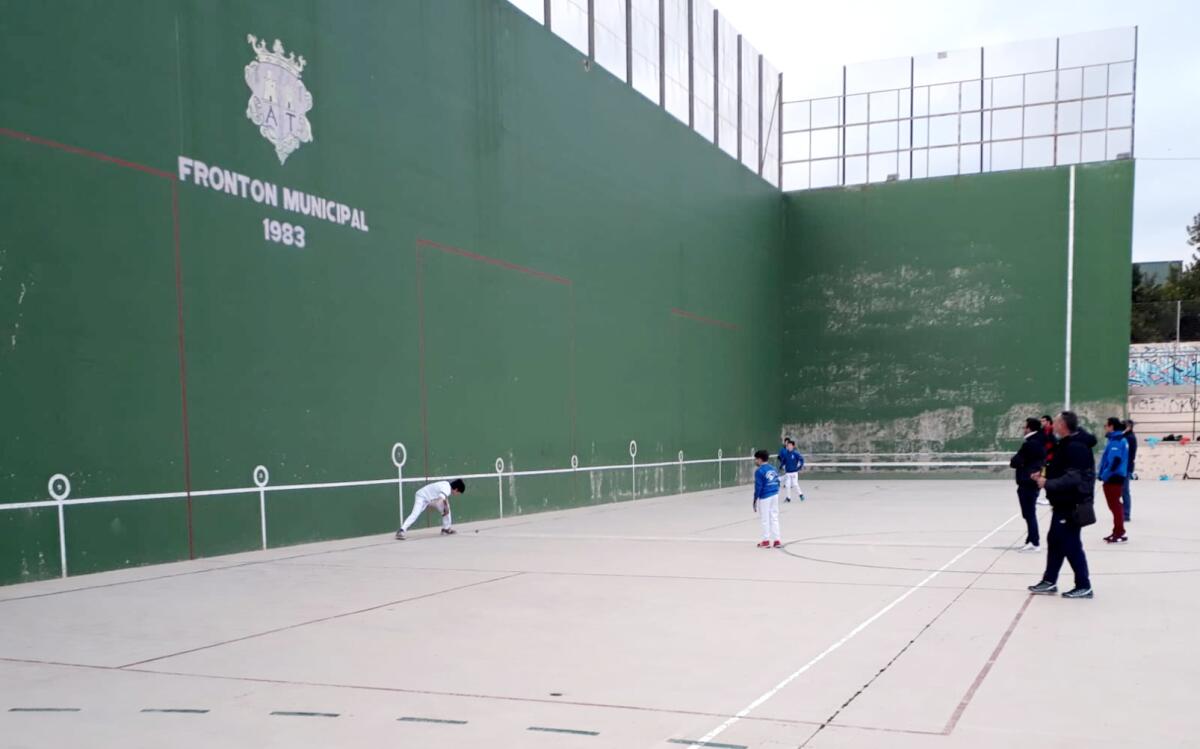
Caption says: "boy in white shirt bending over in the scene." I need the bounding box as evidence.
[396,479,465,539]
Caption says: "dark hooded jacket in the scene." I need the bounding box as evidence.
[1042,429,1097,516]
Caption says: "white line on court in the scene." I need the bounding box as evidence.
[683,511,1020,749]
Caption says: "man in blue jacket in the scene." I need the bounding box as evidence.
[753,449,782,548]
[1029,411,1096,599]
[1099,417,1129,543]
[778,438,805,503]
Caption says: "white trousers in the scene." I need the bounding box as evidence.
[401,496,452,532]
[758,495,780,541]
[781,472,802,500]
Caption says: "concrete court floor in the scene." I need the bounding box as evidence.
[1,479,1197,749]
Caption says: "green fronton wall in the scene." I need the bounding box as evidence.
[0,1,1134,587]
[0,0,781,585]
[780,161,1134,454]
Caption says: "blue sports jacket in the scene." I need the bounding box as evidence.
[754,463,781,499]
[778,447,805,473]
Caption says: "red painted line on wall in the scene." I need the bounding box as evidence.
[670,307,740,331]
[416,246,430,478]
[416,238,572,286]
[415,239,576,479]
[942,594,1033,735]
[1,126,194,558]
[0,128,175,180]
[171,183,195,559]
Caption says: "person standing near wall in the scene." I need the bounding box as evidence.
[1029,411,1097,599]
[1036,414,1057,506]
[753,450,782,549]
[1099,418,1129,544]
[778,438,805,503]
[1009,418,1046,552]
[396,479,465,540]
[1123,420,1138,523]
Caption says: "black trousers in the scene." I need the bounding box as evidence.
[1017,484,1040,545]
[1042,512,1091,589]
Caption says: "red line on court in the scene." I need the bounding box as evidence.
[171,183,195,559]
[942,594,1034,734]
[416,238,572,286]
[670,307,740,330]
[0,127,175,180]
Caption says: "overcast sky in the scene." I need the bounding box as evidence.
[711,0,1199,264]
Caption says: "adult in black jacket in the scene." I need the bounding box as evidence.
[1009,417,1046,551]
[1029,411,1096,599]
[1123,420,1138,522]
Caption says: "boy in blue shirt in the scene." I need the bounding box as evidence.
[778,438,806,502]
[753,449,782,548]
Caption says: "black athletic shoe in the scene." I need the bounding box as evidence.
[441,528,457,535]
[1028,581,1058,594]
[1062,587,1094,599]
[784,498,791,503]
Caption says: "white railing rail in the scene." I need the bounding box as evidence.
[4,439,1006,578]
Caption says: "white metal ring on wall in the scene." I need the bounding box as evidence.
[391,442,407,469]
[253,465,270,488]
[48,474,70,501]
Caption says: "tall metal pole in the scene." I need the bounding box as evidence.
[544,0,551,29]
[713,9,720,146]
[1131,25,1139,157]
[1052,37,1060,166]
[979,46,985,172]
[737,34,743,163]
[587,0,595,60]
[687,0,694,128]
[625,0,633,85]
[778,71,784,187]
[757,53,764,176]
[658,0,666,108]
[909,56,915,179]
[840,64,847,185]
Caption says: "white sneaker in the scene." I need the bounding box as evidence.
[1036,499,1050,506]
[1018,543,1041,553]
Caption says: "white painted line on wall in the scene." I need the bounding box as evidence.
[1065,163,1076,410]
[682,511,1020,749]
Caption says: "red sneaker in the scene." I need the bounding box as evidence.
[757,541,771,548]
[773,540,782,548]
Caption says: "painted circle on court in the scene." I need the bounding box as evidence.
[629,440,638,458]
[780,529,1200,576]
[253,465,270,487]
[495,457,505,473]
[678,450,684,463]
[48,474,70,501]
[718,448,724,459]
[570,454,579,469]
[391,442,407,468]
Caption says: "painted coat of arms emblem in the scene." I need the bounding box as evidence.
[244,35,313,164]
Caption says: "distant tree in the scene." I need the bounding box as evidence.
[1165,213,1200,300]
[1130,264,1166,342]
